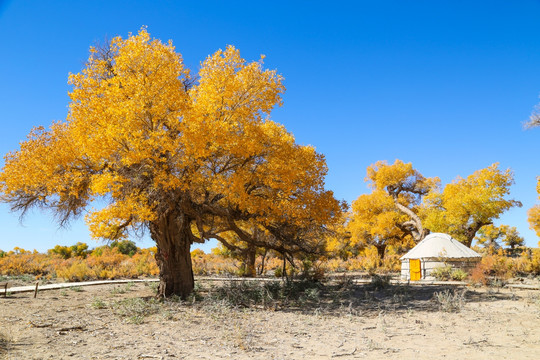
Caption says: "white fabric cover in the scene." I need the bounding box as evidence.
[400,233,481,260]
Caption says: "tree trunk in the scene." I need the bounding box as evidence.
[244,242,257,277]
[465,221,491,248]
[394,202,429,241]
[375,244,386,266]
[258,249,268,276]
[150,212,194,299]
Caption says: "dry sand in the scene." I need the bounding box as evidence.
[1,279,539,359]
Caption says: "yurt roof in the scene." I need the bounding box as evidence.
[400,233,481,260]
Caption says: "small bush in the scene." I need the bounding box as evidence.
[432,265,469,281]
[470,251,516,286]
[112,297,161,324]
[56,262,92,282]
[450,268,468,281]
[432,265,453,281]
[433,289,467,312]
[524,249,540,275]
[91,297,107,309]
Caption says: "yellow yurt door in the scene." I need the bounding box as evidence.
[409,259,421,281]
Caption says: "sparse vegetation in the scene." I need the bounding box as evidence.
[112,297,161,324]
[91,297,107,309]
[431,265,469,281]
[433,288,467,312]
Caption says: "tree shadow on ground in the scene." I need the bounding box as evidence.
[190,278,524,317]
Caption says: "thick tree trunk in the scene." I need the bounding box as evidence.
[465,221,492,248]
[394,202,429,242]
[150,212,194,299]
[243,242,257,277]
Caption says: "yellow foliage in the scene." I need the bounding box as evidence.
[528,177,540,241]
[422,163,521,246]
[366,159,439,196]
[0,27,341,273]
[529,205,540,240]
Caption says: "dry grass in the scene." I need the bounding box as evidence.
[1,278,540,359]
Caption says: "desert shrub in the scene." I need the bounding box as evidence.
[112,297,161,324]
[431,265,468,281]
[361,246,380,274]
[91,297,107,309]
[56,261,92,281]
[522,248,540,275]
[132,249,159,277]
[433,289,467,312]
[450,268,468,281]
[380,246,401,272]
[299,257,326,281]
[325,258,348,272]
[469,250,516,286]
[431,265,453,281]
[0,250,58,276]
[192,251,240,276]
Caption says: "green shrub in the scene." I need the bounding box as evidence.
[431,265,453,281]
[432,265,469,281]
[450,268,468,281]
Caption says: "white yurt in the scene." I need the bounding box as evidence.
[400,232,481,280]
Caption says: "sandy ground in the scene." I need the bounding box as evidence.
[1,279,539,360]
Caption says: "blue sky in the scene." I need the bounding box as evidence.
[0,0,539,252]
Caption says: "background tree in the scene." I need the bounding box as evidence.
[0,29,342,298]
[110,240,138,256]
[206,221,267,277]
[525,98,540,129]
[422,163,521,247]
[365,159,439,242]
[474,224,504,252]
[525,99,539,241]
[474,224,523,252]
[500,225,525,250]
[347,190,413,262]
[528,178,540,241]
[48,242,89,259]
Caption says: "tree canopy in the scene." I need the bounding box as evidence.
[525,99,539,242]
[365,159,439,242]
[0,28,343,297]
[474,224,524,251]
[422,163,521,247]
[346,160,437,261]
[528,178,540,241]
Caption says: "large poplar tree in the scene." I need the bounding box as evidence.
[0,29,342,298]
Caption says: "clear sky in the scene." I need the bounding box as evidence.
[0,0,539,252]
